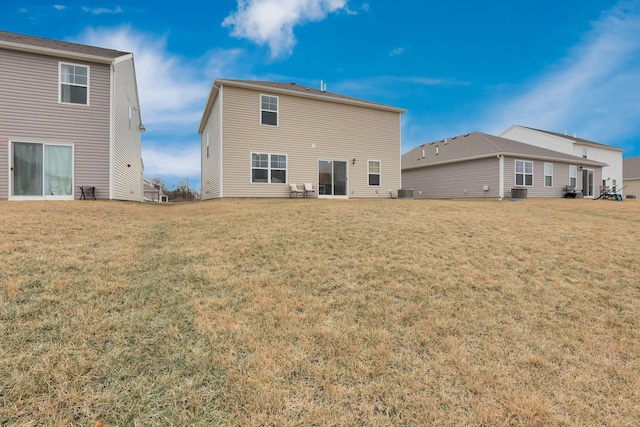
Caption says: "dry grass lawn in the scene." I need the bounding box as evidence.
[1,198,639,426]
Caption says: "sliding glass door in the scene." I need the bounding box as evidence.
[318,160,348,198]
[12,142,73,199]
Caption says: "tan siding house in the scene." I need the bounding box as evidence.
[198,79,405,199]
[402,132,606,199]
[0,31,143,201]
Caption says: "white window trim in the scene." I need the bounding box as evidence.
[544,163,553,188]
[59,62,90,106]
[367,160,381,187]
[250,152,288,184]
[515,159,534,187]
[260,94,278,127]
[8,139,75,201]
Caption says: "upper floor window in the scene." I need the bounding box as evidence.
[261,95,278,126]
[515,160,533,186]
[368,160,381,186]
[60,63,89,105]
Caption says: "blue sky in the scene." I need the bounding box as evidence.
[3,0,640,191]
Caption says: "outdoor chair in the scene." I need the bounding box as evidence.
[303,183,317,198]
[289,183,304,198]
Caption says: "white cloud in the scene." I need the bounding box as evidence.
[74,26,244,128]
[389,47,405,57]
[483,1,640,146]
[53,5,66,11]
[223,0,348,58]
[142,141,201,180]
[82,6,123,15]
[73,26,249,182]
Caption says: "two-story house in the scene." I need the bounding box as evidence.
[0,31,144,201]
[198,79,406,199]
[501,125,624,198]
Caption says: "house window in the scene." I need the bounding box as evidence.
[60,63,89,105]
[368,160,381,186]
[544,163,553,187]
[582,147,588,159]
[569,166,577,188]
[261,95,278,126]
[251,153,287,183]
[515,160,533,186]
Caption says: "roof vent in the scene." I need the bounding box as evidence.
[320,80,327,92]
[452,136,457,140]
[464,133,469,137]
[444,138,447,145]
[436,146,439,155]
[422,149,425,158]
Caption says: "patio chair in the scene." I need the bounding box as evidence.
[289,183,304,198]
[303,183,317,198]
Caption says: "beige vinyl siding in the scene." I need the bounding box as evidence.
[201,93,222,199]
[0,48,110,199]
[221,85,401,198]
[112,58,143,201]
[402,157,499,198]
[0,138,7,198]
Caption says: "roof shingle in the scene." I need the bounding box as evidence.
[402,132,607,170]
[216,79,406,113]
[0,30,129,59]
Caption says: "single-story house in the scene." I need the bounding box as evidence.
[401,132,607,199]
[198,79,406,199]
[501,125,624,197]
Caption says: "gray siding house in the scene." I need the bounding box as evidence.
[402,132,606,199]
[0,31,144,201]
[623,156,640,197]
[501,125,624,197]
[198,79,406,199]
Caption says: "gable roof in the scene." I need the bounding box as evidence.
[402,132,607,170]
[199,78,406,134]
[623,156,640,179]
[0,30,131,63]
[507,125,624,151]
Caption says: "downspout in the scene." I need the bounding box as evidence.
[218,84,223,198]
[498,154,504,200]
[109,62,115,200]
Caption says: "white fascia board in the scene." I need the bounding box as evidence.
[198,82,220,135]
